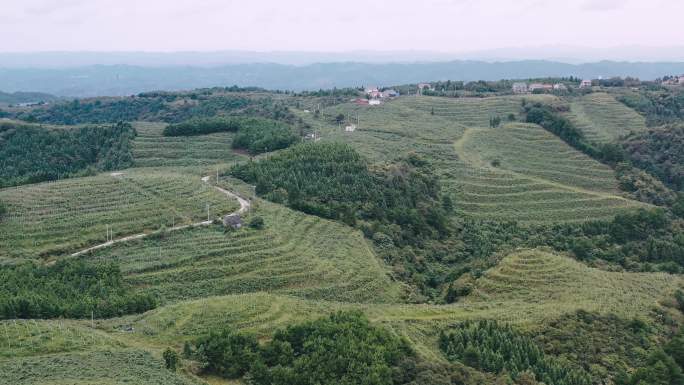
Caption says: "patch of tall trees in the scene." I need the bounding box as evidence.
[622,125,684,192]
[14,92,296,125]
[617,88,684,126]
[164,116,298,154]
[0,121,136,187]
[0,259,157,319]
[439,320,591,385]
[188,311,476,385]
[230,142,451,246]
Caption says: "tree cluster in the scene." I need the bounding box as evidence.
[439,320,591,385]
[0,258,156,319]
[230,142,451,247]
[190,311,421,385]
[0,121,136,187]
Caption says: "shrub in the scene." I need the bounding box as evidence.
[163,348,180,371]
[248,216,265,230]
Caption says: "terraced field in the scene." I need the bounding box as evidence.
[0,169,239,261]
[451,123,643,223]
[100,248,681,360]
[85,200,403,304]
[307,96,643,223]
[566,92,647,143]
[132,122,246,168]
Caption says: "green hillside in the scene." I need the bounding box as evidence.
[0,169,239,261]
[566,92,647,143]
[307,96,644,224]
[131,122,247,168]
[85,200,403,304]
[2,86,682,385]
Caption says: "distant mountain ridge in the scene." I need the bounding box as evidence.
[1,60,684,97]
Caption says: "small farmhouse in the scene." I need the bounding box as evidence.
[345,124,357,132]
[553,83,568,91]
[368,99,381,105]
[223,214,242,229]
[382,89,399,98]
[679,75,684,85]
[580,79,592,88]
[512,82,528,94]
[529,83,553,92]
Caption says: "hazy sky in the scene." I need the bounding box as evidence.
[2,0,683,52]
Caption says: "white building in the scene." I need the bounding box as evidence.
[368,99,382,105]
[580,79,593,88]
[344,124,357,132]
[512,82,528,94]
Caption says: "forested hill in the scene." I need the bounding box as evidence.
[0,121,136,187]
[2,60,684,96]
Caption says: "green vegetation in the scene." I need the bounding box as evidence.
[622,125,684,191]
[85,199,402,304]
[566,93,647,144]
[15,91,296,125]
[0,169,238,260]
[535,310,665,382]
[192,312,417,385]
[617,88,684,126]
[439,320,591,385]
[162,116,242,136]
[231,120,298,154]
[131,121,246,167]
[0,258,156,319]
[231,142,450,244]
[0,120,136,187]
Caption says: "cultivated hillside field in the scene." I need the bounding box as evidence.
[1,86,682,385]
[308,95,645,223]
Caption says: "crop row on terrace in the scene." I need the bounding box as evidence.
[131,121,246,168]
[0,169,239,260]
[566,92,647,143]
[305,96,643,224]
[97,248,681,361]
[84,199,403,304]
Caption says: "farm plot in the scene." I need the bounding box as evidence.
[305,96,642,224]
[103,248,681,360]
[448,124,643,223]
[132,121,246,168]
[0,169,239,260]
[566,92,647,143]
[0,349,201,385]
[85,200,403,304]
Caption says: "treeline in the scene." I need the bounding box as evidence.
[185,311,481,385]
[523,102,626,164]
[0,121,136,187]
[536,310,677,382]
[523,102,682,207]
[164,116,298,154]
[162,117,242,136]
[439,320,591,385]
[622,125,684,191]
[12,92,296,126]
[0,259,156,319]
[231,122,298,154]
[618,88,684,126]
[230,142,451,246]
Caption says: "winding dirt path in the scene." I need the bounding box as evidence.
[70,176,250,257]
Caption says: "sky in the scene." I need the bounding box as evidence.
[1,0,683,53]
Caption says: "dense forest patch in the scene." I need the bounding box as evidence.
[188,311,478,385]
[617,88,684,126]
[230,142,450,246]
[622,125,684,192]
[0,258,157,319]
[439,320,591,385]
[0,121,136,187]
[13,91,296,125]
[162,116,242,136]
[534,310,664,382]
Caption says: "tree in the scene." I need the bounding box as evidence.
[163,348,180,371]
[335,114,345,124]
[249,216,265,230]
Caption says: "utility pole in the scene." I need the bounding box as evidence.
[216,167,219,184]
[206,203,210,222]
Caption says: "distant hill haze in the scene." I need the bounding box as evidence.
[1,60,684,97]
